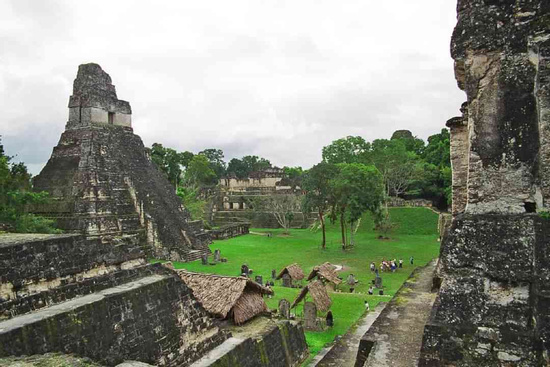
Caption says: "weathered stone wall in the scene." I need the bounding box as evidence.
[212,211,315,229]
[0,272,230,367]
[192,321,308,367]
[447,114,469,215]
[219,177,283,191]
[420,2,550,365]
[385,198,433,208]
[67,63,132,129]
[210,223,250,240]
[33,64,211,262]
[0,234,143,305]
[421,215,550,365]
[449,1,550,214]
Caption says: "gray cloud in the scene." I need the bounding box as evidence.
[0,0,465,175]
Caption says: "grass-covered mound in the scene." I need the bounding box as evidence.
[164,207,440,358]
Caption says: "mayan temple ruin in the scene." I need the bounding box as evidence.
[0,65,308,367]
[32,63,211,262]
[420,1,550,366]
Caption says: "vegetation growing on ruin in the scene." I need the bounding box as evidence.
[0,139,60,234]
[164,207,440,358]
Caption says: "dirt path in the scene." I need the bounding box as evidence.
[360,259,438,367]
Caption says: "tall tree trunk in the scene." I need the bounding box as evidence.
[340,211,346,249]
[319,208,326,249]
[350,220,354,247]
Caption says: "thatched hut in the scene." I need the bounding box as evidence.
[291,280,332,313]
[307,262,342,290]
[177,271,273,325]
[276,263,305,287]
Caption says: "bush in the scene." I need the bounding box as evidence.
[14,214,62,234]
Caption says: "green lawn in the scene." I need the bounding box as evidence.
[162,207,440,359]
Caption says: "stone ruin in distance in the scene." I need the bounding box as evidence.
[420,1,550,366]
[33,63,211,262]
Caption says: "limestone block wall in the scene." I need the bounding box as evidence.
[219,177,282,191]
[201,321,308,367]
[449,2,550,214]
[212,211,315,229]
[447,116,469,215]
[210,223,250,240]
[0,273,230,366]
[0,234,144,303]
[420,2,550,365]
[420,215,550,365]
[534,38,550,210]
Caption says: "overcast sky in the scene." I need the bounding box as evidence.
[0,0,464,175]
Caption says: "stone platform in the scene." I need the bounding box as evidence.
[357,259,438,367]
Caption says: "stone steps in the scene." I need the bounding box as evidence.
[0,274,167,335]
[0,264,157,321]
[190,337,245,367]
[0,272,228,366]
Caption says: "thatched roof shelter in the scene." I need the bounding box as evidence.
[276,263,305,281]
[291,280,332,312]
[307,262,342,285]
[177,271,273,325]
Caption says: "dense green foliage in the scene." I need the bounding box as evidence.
[0,139,60,233]
[321,129,451,209]
[227,155,272,179]
[329,163,385,247]
[149,143,193,187]
[176,186,207,221]
[164,207,440,358]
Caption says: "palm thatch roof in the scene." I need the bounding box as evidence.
[291,280,332,312]
[176,271,273,324]
[276,263,305,281]
[307,262,342,285]
[232,289,268,324]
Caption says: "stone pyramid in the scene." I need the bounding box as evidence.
[33,63,211,262]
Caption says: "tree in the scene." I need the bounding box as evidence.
[322,136,370,164]
[329,163,384,248]
[251,194,302,234]
[302,162,339,249]
[184,155,217,186]
[176,186,207,221]
[367,139,418,197]
[418,129,451,208]
[226,155,272,178]
[0,138,60,233]
[242,155,271,173]
[391,129,426,156]
[226,158,249,179]
[149,143,190,187]
[199,148,226,179]
[282,166,303,190]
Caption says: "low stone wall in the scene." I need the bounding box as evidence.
[213,211,316,229]
[0,234,144,302]
[192,320,308,367]
[386,198,433,207]
[210,223,250,240]
[0,272,230,366]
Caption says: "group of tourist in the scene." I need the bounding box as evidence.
[369,256,414,274]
